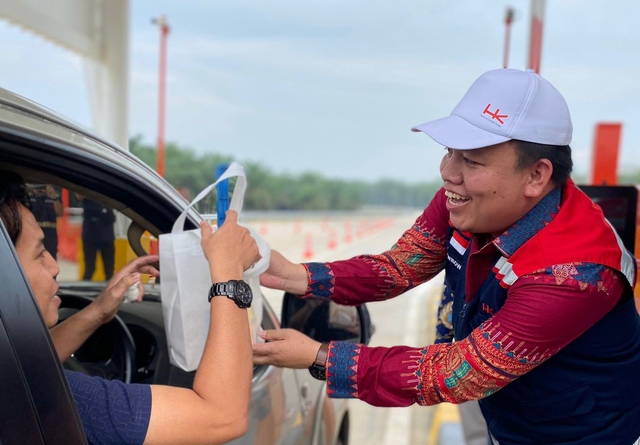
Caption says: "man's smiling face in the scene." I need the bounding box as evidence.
[440,141,539,237]
[14,204,61,328]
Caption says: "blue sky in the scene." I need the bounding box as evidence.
[1,0,639,183]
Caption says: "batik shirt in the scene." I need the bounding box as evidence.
[303,187,626,406]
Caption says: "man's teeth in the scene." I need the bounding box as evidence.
[445,191,470,201]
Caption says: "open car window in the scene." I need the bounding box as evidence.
[24,182,154,285]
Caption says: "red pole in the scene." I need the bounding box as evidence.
[591,123,622,186]
[528,0,545,74]
[503,8,515,69]
[154,16,170,177]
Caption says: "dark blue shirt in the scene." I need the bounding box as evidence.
[65,370,151,445]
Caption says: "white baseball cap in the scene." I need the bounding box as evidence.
[411,69,572,149]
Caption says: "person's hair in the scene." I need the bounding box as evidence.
[0,172,29,245]
[511,140,573,186]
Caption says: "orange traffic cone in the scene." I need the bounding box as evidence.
[303,233,314,260]
[294,217,302,234]
[343,221,352,243]
[328,229,337,250]
[260,219,268,236]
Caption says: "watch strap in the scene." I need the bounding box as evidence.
[208,280,252,309]
[314,343,329,367]
[208,280,237,302]
[308,343,329,381]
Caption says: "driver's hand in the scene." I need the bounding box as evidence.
[252,329,321,369]
[92,255,160,324]
[200,211,260,282]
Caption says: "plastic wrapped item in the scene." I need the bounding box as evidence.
[123,281,140,304]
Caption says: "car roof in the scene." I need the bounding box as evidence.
[0,87,200,228]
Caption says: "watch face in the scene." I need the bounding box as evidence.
[236,281,253,307]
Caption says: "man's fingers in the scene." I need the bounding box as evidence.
[120,255,160,275]
[224,210,238,225]
[258,329,287,341]
[253,355,277,366]
[252,342,279,356]
[137,265,160,277]
[136,254,159,265]
[136,280,144,303]
[112,272,140,296]
[123,273,140,289]
[200,220,213,240]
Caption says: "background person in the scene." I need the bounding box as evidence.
[1,174,259,445]
[253,69,640,444]
[77,194,116,281]
[29,184,63,259]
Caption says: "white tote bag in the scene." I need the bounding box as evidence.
[159,162,270,371]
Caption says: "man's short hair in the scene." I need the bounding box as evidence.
[512,140,573,186]
[0,172,29,245]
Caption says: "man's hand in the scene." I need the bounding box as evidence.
[259,250,308,295]
[92,255,160,324]
[252,329,321,369]
[52,254,160,362]
[46,185,58,200]
[200,211,260,283]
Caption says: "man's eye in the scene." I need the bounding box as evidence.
[463,157,479,166]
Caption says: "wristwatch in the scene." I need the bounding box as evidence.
[208,280,253,309]
[308,343,329,381]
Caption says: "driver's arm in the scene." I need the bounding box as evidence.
[50,305,108,362]
[51,255,160,362]
[142,214,256,445]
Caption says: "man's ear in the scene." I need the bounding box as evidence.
[524,158,553,198]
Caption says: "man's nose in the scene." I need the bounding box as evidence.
[440,151,463,184]
[46,251,60,278]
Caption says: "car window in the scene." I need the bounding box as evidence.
[25,182,154,284]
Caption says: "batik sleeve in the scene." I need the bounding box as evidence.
[303,188,450,306]
[325,264,625,407]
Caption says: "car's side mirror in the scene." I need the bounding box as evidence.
[281,293,373,346]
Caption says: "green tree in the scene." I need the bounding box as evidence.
[129,136,439,211]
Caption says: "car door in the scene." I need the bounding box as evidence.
[282,293,374,445]
[228,301,308,445]
[0,219,88,444]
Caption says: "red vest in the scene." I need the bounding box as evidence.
[494,179,635,290]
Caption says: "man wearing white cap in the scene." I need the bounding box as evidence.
[254,69,640,444]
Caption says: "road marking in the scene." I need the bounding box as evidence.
[428,403,461,445]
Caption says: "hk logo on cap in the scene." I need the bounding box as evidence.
[482,104,508,126]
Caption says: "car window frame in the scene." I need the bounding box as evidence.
[0,125,197,238]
